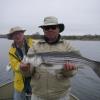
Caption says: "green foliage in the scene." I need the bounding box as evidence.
[61,35,100,40]
[0,34,100,41]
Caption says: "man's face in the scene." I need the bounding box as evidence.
[12,31,24,44]
[43,25,60,39]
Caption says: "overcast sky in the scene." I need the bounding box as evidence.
[0,0,100,35]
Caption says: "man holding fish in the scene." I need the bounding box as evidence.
[24,16,80,100]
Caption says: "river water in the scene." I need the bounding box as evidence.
[70,40,100,100]
[0,39,100,100]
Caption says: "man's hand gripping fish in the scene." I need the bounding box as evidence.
[23,51,100,78]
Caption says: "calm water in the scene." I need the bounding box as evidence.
[70,40,100,100]
[0,39,100,100]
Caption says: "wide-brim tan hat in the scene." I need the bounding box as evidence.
[7,26,26,39]
[39,16,65,33]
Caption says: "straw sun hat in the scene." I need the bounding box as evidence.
[7,26,26,39]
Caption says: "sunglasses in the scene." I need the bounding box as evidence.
[43,25,58,31]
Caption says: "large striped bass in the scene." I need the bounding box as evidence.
[25,51,100,78]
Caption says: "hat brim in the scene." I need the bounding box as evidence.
[39,23,64,33]
[7,30,26,40]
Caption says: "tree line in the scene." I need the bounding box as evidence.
[28,34,100,41]
[0,34,100,40]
